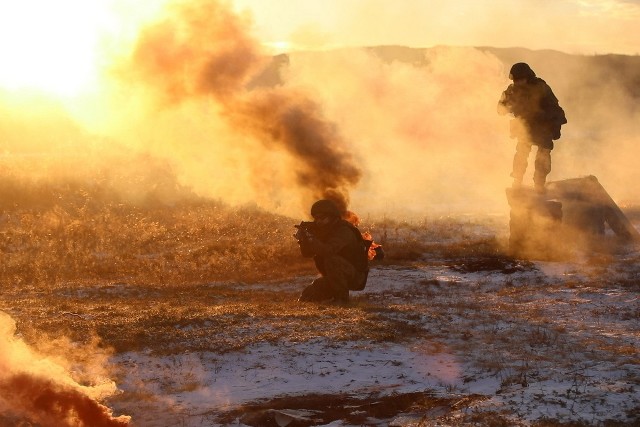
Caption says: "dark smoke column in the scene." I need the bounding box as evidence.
[125,0,361,213]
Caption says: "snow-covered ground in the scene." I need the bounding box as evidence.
[108,252,640,426]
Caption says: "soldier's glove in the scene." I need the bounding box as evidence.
[294,225,314,243]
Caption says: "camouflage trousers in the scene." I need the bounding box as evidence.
[511,139,552,187]
[298,255,366,303]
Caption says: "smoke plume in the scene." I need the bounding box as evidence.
[2,0,640,218]
[122,0,361,213]
[0,311,130,426]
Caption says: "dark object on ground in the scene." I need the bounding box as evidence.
[506,175,640,259]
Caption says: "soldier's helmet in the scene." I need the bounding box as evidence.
[509,62,536,81]
[311,199,341,218]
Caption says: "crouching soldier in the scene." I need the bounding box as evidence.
[294,199,369,304]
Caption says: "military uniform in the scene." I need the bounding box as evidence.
[297,201,369,303]
[498,63,566,192]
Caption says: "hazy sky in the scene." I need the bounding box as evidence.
[2,0,640,215]
[232,0,640,55]
[0,0,639,96]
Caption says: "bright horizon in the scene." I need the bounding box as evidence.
[232,0,640,55]
[1,0,639,97]
[2,0,640,216]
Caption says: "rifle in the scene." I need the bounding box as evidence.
[293,221,317,258]
[293,221,316,242]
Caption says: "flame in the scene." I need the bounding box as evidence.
[362,230,383,261]
[343,210,383,261]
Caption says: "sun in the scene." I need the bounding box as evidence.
[263,40,294,54]
[0,1,101,97]
[0,0,170,98]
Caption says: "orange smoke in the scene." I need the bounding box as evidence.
[0,312,129,426]
[126,0,261,102]
[0,374,129,427]
[124,0,360,211]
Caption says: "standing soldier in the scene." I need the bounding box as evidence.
[498,62,567,193]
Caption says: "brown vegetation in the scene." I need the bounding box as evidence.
[1,170,638,426]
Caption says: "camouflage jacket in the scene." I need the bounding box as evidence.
[298,219,369,274]
[498,77,567,144]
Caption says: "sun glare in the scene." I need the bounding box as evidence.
[0,0,169,99]
[264,40,293,54]
[0,1,104,97]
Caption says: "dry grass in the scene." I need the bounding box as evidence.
[0,175,441,354]
[1,171,639,426]
[0,174,313,288]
